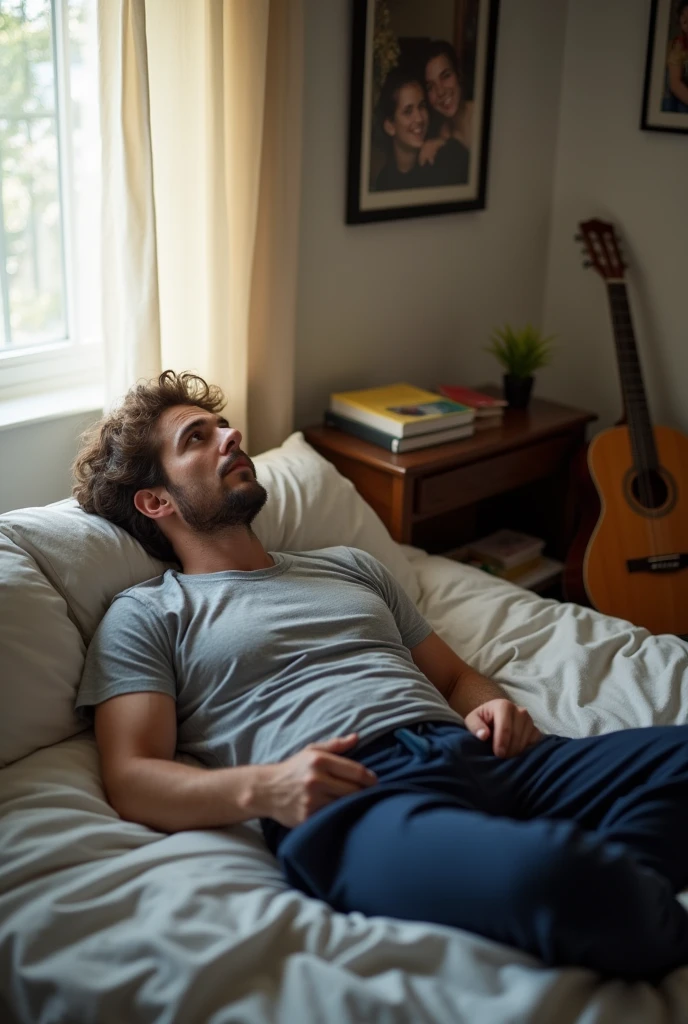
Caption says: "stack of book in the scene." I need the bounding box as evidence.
[450,529,564,591]
[325,382,475,453]
[435,385,507,430]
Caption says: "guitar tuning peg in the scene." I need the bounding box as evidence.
[582,260,593,268]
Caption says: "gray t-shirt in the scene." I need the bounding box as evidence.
[76,545,463,767]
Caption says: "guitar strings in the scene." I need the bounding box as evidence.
[610,282,665,571]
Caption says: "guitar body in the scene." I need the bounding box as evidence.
[584,424,688,634]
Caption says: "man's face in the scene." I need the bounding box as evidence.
[153,404,267,533]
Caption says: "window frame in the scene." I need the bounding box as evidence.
[0,0,102,406]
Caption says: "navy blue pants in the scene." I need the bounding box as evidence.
[261,721,688,981]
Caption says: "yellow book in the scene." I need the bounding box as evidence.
[329,383,475,439]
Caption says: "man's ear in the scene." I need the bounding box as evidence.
[134,487,175,521]
[383,118,396,138]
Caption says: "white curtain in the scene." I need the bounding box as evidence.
[98,0,303,454]
[98,0,161,392]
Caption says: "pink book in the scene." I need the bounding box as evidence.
[437,385,507,412]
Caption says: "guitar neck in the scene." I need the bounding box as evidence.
[606,282,658,472]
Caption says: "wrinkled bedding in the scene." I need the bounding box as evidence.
[3,551,688,1024]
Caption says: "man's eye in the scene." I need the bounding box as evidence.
[189,431,203,443]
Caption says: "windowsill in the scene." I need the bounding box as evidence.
[0,386,103,431]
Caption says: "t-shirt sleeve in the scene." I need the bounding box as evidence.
[75,593,175,720]
[345,547,433,650]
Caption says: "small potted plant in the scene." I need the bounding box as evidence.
[485,323,556,409]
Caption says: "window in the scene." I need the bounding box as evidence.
[0,0,101,402]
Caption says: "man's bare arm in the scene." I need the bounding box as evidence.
[410,630,508,716]
[95,692,263,831]
[94,692,376,833]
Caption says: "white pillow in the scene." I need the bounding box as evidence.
[251,433,421,602]
[0,502,170,643]
[0,532,87,766]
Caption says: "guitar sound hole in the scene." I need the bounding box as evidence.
[631,470,668,510]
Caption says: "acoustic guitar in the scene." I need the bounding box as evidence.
[571,218,688,635]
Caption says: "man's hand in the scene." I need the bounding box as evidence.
[464,699,543,758]
[254,734,377,828]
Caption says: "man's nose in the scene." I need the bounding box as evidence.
[219,426,242,454]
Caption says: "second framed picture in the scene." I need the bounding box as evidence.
[346,0,500,224]
[641,0,688,134]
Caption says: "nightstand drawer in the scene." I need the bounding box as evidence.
[415,434,575,517]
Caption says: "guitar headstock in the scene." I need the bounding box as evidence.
[576,219,627,281]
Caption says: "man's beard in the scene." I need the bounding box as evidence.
[167,463,268,534]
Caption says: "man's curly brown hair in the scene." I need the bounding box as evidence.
[72,370,225,561]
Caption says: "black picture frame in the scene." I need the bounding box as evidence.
[346,0,500,224]
[641,0,688,135]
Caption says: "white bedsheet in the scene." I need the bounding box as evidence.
[3,552,688,1024]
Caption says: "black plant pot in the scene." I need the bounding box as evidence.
[503,374,534,409]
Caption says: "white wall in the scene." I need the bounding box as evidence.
[293,0,568,428]
[0,410,100,514]
[542,0,688,435]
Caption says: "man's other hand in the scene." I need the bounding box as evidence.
[255,734,377,828]
[464,699,543,758]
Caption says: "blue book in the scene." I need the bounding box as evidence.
[324,411,474,453]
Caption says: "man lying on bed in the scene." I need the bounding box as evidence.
[73,370,688,984]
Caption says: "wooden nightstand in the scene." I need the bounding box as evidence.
[304,393,597,584]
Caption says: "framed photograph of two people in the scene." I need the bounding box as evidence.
[346,0,500,224]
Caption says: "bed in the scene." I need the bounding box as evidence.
[2,431,688,1024]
